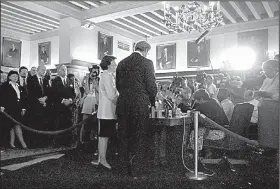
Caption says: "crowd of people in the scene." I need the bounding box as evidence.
[0,40,278,177]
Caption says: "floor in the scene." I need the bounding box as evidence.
[0,146,279,189]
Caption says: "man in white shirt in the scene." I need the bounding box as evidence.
[206,75,217,99]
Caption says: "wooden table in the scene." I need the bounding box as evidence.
[150,116,192,165]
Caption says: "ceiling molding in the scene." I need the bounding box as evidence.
[262,1,274,18]
[1,16,48,32]
[229,1,248,21]
[1,25,33,35]
[33,1,83,20]
[1,28,31,40]
[108,20,148,38]
[84,1,100,7]
[29,29,60,41]
[147,17,278,43]
[138,13,169,34]
[220,4,237,23]
[69,1,91,10]
[95,22,145,41]
[1,12,54,30]
[125,16,162,36]
[245,1,261,20]
[6,1,64,19]
[1,2,60,25]
[84,1,162,22]
[1,20,41,33]
[116,18,155,37]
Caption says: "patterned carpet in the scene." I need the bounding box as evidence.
[1,147,279,189]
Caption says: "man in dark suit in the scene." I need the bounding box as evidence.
[18,66,28,94]
[51,65,75,147]
[27,65,50,148]
[116,41,157,177]
[158,47,173,69]
[99,36,110,60]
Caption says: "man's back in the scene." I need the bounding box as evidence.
[116,52,157,116]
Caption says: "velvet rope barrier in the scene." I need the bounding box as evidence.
[199,113,259,147]
[0,111,95,135]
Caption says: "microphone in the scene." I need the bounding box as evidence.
[195,29,211,44]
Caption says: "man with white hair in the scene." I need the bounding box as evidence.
[27,64,50,147]
[51,65,75,147]
[116,40,157,177]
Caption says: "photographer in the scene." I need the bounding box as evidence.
[79,65,100,145]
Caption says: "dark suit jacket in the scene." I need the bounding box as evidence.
[0,82,27,118]
[196,98,229,126]
[50,76,76,107]
[27,75,51,110]
[116,52,157,116]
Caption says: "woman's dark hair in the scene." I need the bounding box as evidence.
[217,88,230,102]
[193,89,210,101]
[19,66,28,73]
[7,70,19,81]
[100,55,116,70]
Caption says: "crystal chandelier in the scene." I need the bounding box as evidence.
[162,1,223,33]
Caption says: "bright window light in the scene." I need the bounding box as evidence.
[221,47,256,70]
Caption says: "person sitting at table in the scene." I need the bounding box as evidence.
[187,89,229,176]
[217,88,235,122]
[175,94,191,113]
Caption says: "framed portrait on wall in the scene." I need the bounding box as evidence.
[1,37,22,68]
[187,39,210,68]
[156,43,176,70]
[38,41,51,65]
[98,32,113,60]
[238,29,268,67]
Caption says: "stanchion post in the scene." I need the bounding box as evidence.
[185,111,207,180]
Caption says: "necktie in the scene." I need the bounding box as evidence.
[23,78,27,88]
[39,78,44,95]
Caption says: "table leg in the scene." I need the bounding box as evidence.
[159,127,167,164]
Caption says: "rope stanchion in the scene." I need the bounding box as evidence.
[199,113,259,147]
[0,111,96,135]
[185,111,207,180]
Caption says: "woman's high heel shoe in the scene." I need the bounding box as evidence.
[100,162,112,170]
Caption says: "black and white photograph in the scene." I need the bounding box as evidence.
[98,32,113,60]
[187,39,210,68]
[0,1,279,189]
[1,37,21,68]
[156,43,176,70]
[38,41,51,65]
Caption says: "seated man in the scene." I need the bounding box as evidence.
[187,89,229,176]
[175,94,192,113]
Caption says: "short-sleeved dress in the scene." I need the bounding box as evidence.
[82,83,98,114]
